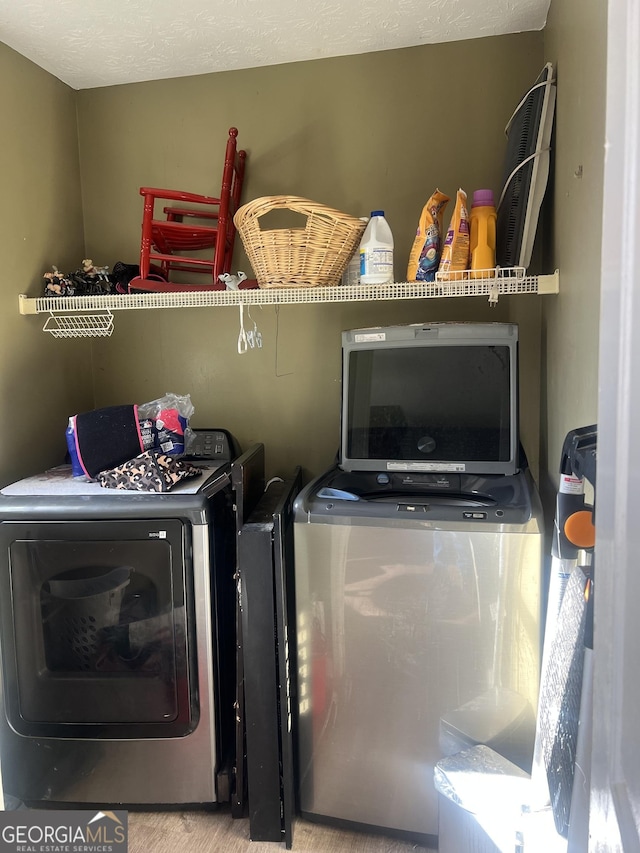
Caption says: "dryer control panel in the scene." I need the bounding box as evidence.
[185,429,234,462]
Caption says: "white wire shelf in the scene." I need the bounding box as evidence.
[19,270,559,338]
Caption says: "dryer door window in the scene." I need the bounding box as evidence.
[0,519,197,738]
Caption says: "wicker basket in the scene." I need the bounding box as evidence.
[234,195,367,288]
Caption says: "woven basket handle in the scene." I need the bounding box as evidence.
[234,195,354,230]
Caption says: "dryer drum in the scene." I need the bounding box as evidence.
[41,567,131,671]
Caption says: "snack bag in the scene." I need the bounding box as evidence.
[137,392,195,456]
[406,189,450,282]
[438,189,471,280]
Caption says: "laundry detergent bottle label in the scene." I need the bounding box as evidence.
[359,211,394,284]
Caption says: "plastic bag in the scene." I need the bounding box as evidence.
[438,189,470,280]
[137,392,195,456]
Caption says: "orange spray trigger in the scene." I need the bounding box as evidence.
[564,509,596,549]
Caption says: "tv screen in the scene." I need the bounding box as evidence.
[340,323,518,475]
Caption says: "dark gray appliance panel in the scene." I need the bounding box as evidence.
[239,470,301,848]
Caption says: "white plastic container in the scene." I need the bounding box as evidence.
[359,211,394,284]
[341,217,369,285]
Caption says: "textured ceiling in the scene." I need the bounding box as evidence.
[0,0,550,90]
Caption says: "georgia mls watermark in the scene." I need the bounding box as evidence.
[0,810,128,853]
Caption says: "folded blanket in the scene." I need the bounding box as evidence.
[97,450,201,492]
[74,405,143,479]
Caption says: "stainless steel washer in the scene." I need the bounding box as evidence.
[293,465,543,839]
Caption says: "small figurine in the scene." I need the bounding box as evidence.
[69,259,113,294]
[218,271,247,291]
[42,260,115,297]
[82,259,110,283]
[43,266,74,296]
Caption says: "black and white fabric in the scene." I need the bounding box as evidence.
[97,450,201,492]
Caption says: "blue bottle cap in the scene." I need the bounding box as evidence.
[371,210,385,217]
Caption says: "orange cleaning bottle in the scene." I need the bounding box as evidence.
[469,189,497,278]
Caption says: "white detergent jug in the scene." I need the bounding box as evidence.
[359,211,394,284]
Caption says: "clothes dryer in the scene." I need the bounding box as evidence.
[0,452,240,807]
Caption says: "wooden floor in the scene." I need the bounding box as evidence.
[127,806,438,853]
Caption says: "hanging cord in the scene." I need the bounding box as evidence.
[497,149,551,211]
[497,77,556,212]
[503,78,556,137]
[237,303,248,354]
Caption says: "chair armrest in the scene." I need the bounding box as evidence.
[139,187,222,206]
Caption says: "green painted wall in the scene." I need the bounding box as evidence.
[76,34,545,481]
[541,0,606,505]
[0,43,93,487]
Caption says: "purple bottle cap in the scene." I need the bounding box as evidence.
[472,189,495,207]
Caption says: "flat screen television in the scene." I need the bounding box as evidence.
[496,62,556,270]
[340,322,519,476]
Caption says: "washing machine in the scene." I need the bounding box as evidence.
[293,463,543,840]
[0,434,247,807]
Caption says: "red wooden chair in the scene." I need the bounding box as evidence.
[129,127,247,292]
